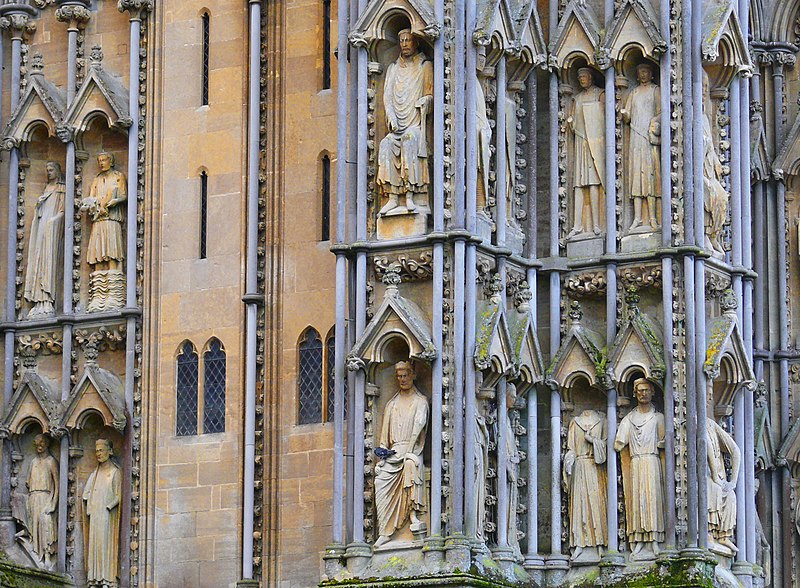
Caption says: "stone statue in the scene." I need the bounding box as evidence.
[706,417,740,553]
[614,378,665,560]
[376,29,433,217]
[621,63,661,232]
[472,391,490,542]
[755,479,771,585]
[83,439,122,587]
[701,73,727,256]
[81,152,127,312]
[504,384,521,554]
[373,361,428,548]
[26,434,58,568]
[23,162,65,319]
[564,409,607,562]
[567,67,604,237]
[476,79,492,211]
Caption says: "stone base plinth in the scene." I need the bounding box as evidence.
[620,229,661,253]
[506,221,525,255]
[377,209,428,240]
[566,234,605,258]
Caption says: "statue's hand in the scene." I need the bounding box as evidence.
[584,433,594,443]
[388,118,398,132]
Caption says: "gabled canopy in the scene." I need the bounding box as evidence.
[348,285,436,369]
[548,305,606,388]
[474,297,515,379]
[778,413,800,471]
[62,55,130,136]
[701,0,751,71]
[1,371,61,435]
[60,364,126,431]
[507,306,545,388]
[756,400,775,470]
[773,113,800,178]
[473,0,547,63]
[549,0,602,70]
[349,0,439,50]
[602,0,666,64]
[2,68,66,147]
[703,312,755,387]
[608,307,665,383]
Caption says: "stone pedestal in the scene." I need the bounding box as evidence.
[476,210,493,243]
[507,221,525,254]
[620,229,661,253]
[599,551,626,583]
[377,209,428,240]
[731,560,755,588]
[566,234,605,258]
[344,541,372,575]
[444,534,471,571]
[544,553,569,587]
[491,545,516,575]
[322,543,347,580]
[523,554,546,586]
[422,535,445,568]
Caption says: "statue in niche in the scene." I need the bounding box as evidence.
[23,162,65,319]
[472,389,491,542]
[81,152,127,313]
[503,384,522,554]
[706,417,740,554]
[621,63,661,232]
[373,361,428,548]
[701,72,728,256]
[476,79,492,211]
[376,29,432,217]
[564,409,607,562]
[26,434,58,568]
[614,378,665,560]
[83,439,122,587]
[567,68,605,238]
[755,479,771,584]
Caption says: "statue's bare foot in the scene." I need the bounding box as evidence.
[404,193,417,212]
[720,538,738,553]
[649,218,658,230]
[567,226,582,238]
[593,224,601,235]
[379,197,399,216]
[374,535,391,548]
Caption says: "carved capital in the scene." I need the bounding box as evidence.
[346,354,366,372]
[1,136,20,151]
[55,4,92,28]
[348,31,368,49]
[0,13,36,39]
[117,0,153,20]
[422,22,441,40]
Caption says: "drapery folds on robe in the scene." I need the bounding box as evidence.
[569,85,605,189]
[23,181,65,310]
[564,410,608,549]
[702,110,728,254]
[615,405,666,545]
[623,82,661,199]
[376,51,433,198]
[706,418,740,542]
[83,461,122,587]
[374,387,428,538]
[26,453,58,564]
[86,169,127,266]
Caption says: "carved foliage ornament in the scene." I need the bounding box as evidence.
[17,332,64,357]
[373,251,433,282]
[620,265,663,290]
[565,272,607,299]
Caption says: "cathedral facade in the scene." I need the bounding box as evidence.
[0,0,798,587]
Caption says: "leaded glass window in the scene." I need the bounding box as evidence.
[326,333,347,422]
[298,328,323,424]
[203,338,226,434]
[176,342,199,436]
[201,12,210,105]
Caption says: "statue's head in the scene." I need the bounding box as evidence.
[33,434,47,454]
[577,67,594,89]
[632,377,654,405]
[45,161,62,182]
[636,62,654,84]
[96,151,115,172]
[398,29,418,58]
[394,360,416,391]
[95,438,113,463]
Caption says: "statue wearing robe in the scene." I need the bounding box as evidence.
[567,69,605,237]
[23,162,65,319]
[564,410,608,559]
[702,100,728,256]
[472,402,490,542]
[373,362,428,547]
[83,440,122,587]
[86,164,127,268]
[706,418,740,553]
[614,379,665,559]
[376,30,433,216]
[26,435,58,568]
[504,402,521,554]
[622,63,661,231]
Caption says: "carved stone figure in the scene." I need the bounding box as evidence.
[473,390,490,542]
[567,68,604,238]
[564,409,607,562]
[26,434,58,568]
[476,79,492,211]
[702,73,728,256]
[504,384,521,554]
[81,152,127,312]
[614,378,665,560]
[376,30,433,217]
[373,361,428,548]
[83,439,122,587]
[621,63,661,232]
[23,162,65,319]
[706,417,740,553]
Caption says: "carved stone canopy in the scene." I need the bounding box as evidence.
[607,308,665,384]
[2,67,66,148]
[473,0,547,67]
[547,316,606,389]
[348,286,436,370]
[0,371,61,436]
[756,402,775,471]
[701,0,751,74]
[549,0,602,71]
[773,113,800,178]
[61,50,131,138]
[703,309,755,391]
[601,0,666,66]
[474,296,515,385]
[506,305,545,391]
[59,364,126,432]
[778,415,800,472]
[349,0,439,52]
